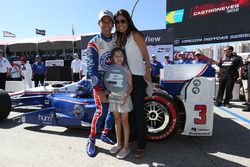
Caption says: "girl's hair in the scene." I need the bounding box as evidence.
[111,47,127,66]
[114,9,143,47]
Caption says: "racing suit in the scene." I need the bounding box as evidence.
[87,33,116,138]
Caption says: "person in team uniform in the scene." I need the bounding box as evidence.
[215,46,243,108]
[0,49,11,90]
[150,54,163,83]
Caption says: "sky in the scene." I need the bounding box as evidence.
[0,0,166,40]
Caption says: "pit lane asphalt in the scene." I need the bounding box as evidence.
[0,102,249,167]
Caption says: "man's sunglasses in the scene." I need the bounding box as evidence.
[115,19,127,25]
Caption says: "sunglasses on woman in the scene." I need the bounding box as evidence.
[115,19,127,25]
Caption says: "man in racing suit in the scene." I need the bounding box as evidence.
[86,10,116,157]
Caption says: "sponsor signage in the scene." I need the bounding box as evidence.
[45,59,64,67]
[175,32,250,46]
[81,29,174,47]
[166,0,250,45]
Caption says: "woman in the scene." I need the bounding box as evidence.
[114,9,151,158]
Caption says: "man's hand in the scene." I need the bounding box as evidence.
[96,90,109,103]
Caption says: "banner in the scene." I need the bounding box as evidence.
[36,29,46,36]
[45,60,64,67]
[3,31,16,37]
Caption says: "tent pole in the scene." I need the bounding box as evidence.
[4,36,6,57]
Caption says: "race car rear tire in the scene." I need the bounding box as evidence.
[145,91,178,140]
[0,89,11,120]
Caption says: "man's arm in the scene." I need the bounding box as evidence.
[87,41,109,102]
[87,41,101,91]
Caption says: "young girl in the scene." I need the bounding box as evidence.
[108,47,133,159]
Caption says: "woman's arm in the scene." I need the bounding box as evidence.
[127,69,133,96]
[121,69,133,105]
[133,31,152,82]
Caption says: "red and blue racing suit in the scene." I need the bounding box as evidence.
[87,33,116,138]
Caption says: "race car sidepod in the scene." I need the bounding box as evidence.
[179,77,214,136]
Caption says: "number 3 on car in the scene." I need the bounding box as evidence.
[194,105,206,125]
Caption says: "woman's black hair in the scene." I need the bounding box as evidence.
[114,9,144,47]
[110,47,127,66]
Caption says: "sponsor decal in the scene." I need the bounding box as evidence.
[100,51,112,70]
[44,99,50,105]
[73,105,84,117]
[38,113,54,124]
[166,9,184,24]
[191,127,197,131]
[189,132,211,136]
[157,47,171,53]
[193,79,201,87]
[91,75,99,86]
[21,116,26,123]
[192,87,200,94]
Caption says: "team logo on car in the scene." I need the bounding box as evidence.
[100,51,112,70]
[193,79,201,86]
[73,105,84,117]
[192,87,200,94]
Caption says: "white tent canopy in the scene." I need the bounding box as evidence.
[0,34,83,52]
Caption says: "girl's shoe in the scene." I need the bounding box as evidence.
[110,144,122,154]
[116,148,130,159]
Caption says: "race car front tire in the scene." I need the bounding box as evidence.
[0,89,11,120]
[145,92,178,140]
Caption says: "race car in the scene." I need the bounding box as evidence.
[0,64,215,140]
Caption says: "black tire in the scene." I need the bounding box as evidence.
[0,89,11,120]
[145,91,179,140]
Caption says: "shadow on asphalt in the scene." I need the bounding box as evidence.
[24,125,89,138]
[0,119,22,129]
[0,112,249,166]
[111,114,249,167]
[231,102,245,109]
[0,108,37,129]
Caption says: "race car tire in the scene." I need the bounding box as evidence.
[0,89,11,120]
[145,90,179,140]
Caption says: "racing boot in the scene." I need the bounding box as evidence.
[86,137,96,157]
[100,133,116,145]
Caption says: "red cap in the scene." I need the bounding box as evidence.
[20,57,27,62]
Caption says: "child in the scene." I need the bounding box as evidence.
[108,47,133,159]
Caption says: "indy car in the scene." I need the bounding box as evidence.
[0,64,215,140]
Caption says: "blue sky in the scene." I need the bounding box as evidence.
[0,0,166,40]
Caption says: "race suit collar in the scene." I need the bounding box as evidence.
[100,33,112,42]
